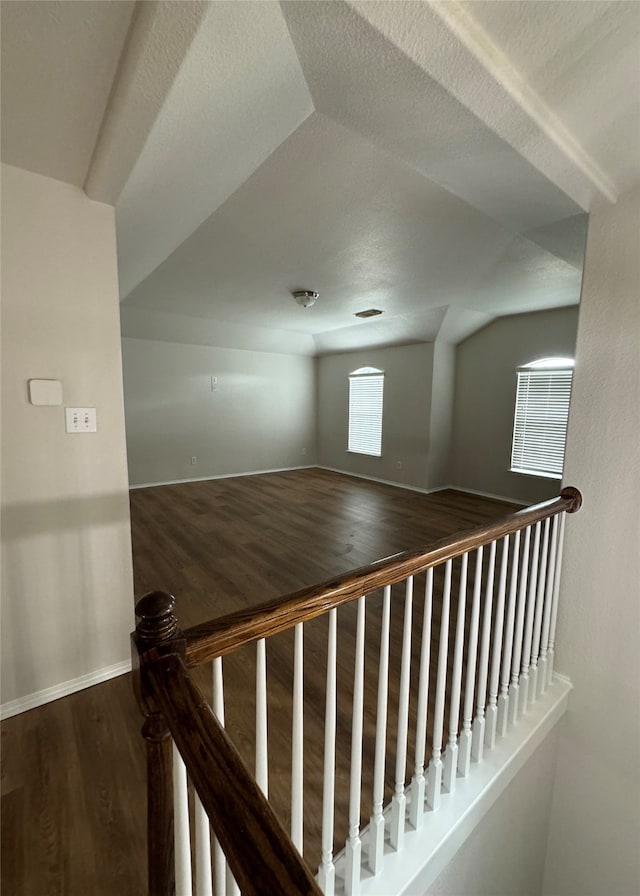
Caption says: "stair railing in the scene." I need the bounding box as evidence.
[132,486,582,896]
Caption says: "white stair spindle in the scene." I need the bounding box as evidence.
[212,839,225,896]
[212,657,224,725]
[426,560,452,811]
[173,743,193,896]
[443,553,468,793]
[345,596,366,896]
[539,515,560,695]
[530,518,550,706]
[211,659,237,896]
[194,791,213,896]
[256,638,268,797]
[369,586,391,874]
[547,512,567,685]
[459,547,483,777]
[485,536,509,750]
[390,577,413,850]
[497,530,520,737]
[291,623,304,853]
[520,522,541,712]
[409,570,433,830]
[472,540,497,763]
[318,609,338,895]
[509,526,531,725]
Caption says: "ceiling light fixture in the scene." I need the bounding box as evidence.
[292,290,319,308]
[354,309,383,318]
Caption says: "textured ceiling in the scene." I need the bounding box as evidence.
[0,0,135,185]
[459,0,640,196]
[2,0,639,355]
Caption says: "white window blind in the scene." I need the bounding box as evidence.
[510,365,573,479]
[348,369,384,457]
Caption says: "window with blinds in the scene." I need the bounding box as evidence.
[348,367,384,456]
[510,358,574,479]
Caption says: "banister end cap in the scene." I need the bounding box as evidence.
[561,486,583,513]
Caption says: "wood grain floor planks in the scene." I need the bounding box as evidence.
[2,469,518,894]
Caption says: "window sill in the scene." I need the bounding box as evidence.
[509,468,562,481]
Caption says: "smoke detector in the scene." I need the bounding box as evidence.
[292,290,319,309]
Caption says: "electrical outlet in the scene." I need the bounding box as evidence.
[191,456,197,465]
[302,447,307,455]
[396,460,403,470]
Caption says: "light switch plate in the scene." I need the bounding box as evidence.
[29,379,62,406]
[65,407,97,433]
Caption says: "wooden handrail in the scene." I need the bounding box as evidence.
[146,650,322,896]
[184,487,582,667]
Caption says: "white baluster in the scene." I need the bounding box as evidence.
[345,596,366,896]
[485,536,509,750]
[173,743,193,896]
[497,531,520,737]
[194,791,213,896]
[256,638,268,797]
[212,659,236,896]
[530,518,550,705]
[539,515,560,695]
[426,560,452,812]
[443,553,468,793]
[409,570,433,830]
[318,609,337,895]
[291,623,304,853]
[520,522,541,712]
[459,547,483,777]
[213,838,226,896]
[472,540,496,763]
[509,526,531,725]
[547,512,567,686]
[391,577,413,850]
[369,586,391,874]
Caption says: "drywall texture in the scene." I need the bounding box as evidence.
[451,306,579,503]
[542,188,640,895]
[122,338,316,485]
[1,164,134,708]
[317,343,433,490]
[426,728,559,896]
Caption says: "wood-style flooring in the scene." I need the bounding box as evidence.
[2,469,518,896]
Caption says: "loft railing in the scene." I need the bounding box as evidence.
[132,486,582,896]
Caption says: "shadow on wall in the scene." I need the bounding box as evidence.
[1,492,134,705]
[2,492,131,540]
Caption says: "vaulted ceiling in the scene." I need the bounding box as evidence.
[2,1,639,355]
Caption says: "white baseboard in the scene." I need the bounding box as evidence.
[129,464,316,490]
[317,466,448,496]
[317,467,527,505]
[447,484,528,506]
[1,658,132,720]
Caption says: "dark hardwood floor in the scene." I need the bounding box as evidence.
[2,469,519,895]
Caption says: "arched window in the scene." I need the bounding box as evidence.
[348,367,384,457]
[510,357,574,479]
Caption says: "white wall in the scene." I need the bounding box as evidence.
[542,188,640,895]
[451,306,579,503]
[426,730,559,896]
[317,343,434,490]
[121,337,316,486]
[1,164,134,713]
[428,340,456,489]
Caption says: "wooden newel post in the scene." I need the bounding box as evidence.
[132,591,184,896]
